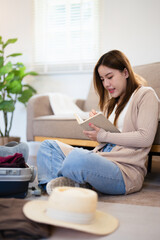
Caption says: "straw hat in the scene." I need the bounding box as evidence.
[23,187,119,235]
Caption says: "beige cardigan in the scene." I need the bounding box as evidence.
[56,87,159,194]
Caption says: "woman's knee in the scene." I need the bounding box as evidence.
[38,140,58,153]
[40,140,55,148]
[63,149,89,169]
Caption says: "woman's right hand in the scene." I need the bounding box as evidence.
[89,109,98,117]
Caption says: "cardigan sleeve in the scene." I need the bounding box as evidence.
[97,89,159,148]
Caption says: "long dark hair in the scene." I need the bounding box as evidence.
[93,50,147,126]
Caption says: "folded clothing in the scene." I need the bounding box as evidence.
[0,198,52,240]
[0,153,26,168]
[0,142,29,162]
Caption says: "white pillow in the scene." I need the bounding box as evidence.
[49,93,89,119]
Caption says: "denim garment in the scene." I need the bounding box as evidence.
[102,143,116,152]
[37,140,126,195]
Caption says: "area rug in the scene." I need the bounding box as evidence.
[99,157,160,207]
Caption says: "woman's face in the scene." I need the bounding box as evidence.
[98,65,129,101]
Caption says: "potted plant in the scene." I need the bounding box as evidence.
[0,36,37,145]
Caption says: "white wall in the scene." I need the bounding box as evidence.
[0,0,33,64]
[99,0,160,66]
[0,0,160,141]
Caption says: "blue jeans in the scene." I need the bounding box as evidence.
[37,140,126,195]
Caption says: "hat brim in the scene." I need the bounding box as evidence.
[23,200,119,235]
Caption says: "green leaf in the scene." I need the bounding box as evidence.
[18,89,33,104]
[3,38,17,49]
[0,36,3,45]
[15,62,24,68]
[0,56,4,68]
[6,53,22,58]
[0,95,3,103]
[19,66,26,78]
[5,72,15,82]
[23,84,37,93]
[10,67,25,80]
[6,80,22,94]
[0,100,15,112]
[0,82,5,91]
[7,93,12,99]
[0,62,12,76]
[22,71,38,78]
[11,69,20,77]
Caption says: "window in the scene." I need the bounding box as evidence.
[33,0,99,74]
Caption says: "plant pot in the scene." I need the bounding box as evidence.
[0,137,20,146]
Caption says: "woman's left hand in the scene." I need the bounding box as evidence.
[83,123,100,141]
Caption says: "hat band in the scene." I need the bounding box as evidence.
[46,208,94,224]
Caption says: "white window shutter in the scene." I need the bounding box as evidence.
[33,0,99,74]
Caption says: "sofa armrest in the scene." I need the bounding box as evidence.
[75,99,85,110]
[27,94,53,141]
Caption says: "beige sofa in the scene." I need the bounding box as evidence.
[27,62,160,171]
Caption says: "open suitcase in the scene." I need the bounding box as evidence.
[0,165,36,198]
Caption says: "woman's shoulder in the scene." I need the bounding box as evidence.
[130,86,159,115]
[134,86,159,100]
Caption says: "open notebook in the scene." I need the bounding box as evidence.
[74,112,120,132]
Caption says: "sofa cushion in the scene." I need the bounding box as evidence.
[33,116,89,140]
[83,81,99,112]
[133,62,160,98]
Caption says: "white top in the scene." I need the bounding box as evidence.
[108,94,134,132]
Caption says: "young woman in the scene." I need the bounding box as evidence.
[37,50,159,195]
